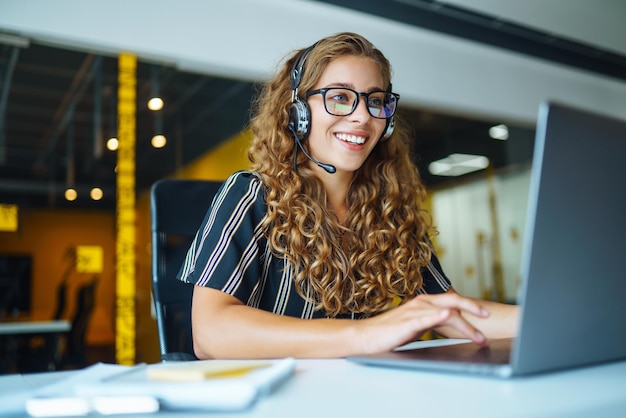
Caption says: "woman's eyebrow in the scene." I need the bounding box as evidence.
[322,82,354,89]
[322,82,385,92]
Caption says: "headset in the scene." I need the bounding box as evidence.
[287,44,396,143]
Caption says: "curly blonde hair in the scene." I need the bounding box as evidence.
[248,32,433,317]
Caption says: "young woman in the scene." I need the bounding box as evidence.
[178,32,519,359]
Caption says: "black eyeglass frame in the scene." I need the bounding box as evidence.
[305,87,400,119]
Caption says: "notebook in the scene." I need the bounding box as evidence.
[348,101,626,378]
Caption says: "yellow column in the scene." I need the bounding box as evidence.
[116,53,137,365]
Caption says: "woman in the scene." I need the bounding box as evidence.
[179,32,519,359]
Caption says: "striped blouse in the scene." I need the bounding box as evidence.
[177,170,451,319]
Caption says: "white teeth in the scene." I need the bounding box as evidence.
[335,133,366,145]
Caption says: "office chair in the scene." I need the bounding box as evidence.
[53,248,78,320]
[59,276,99,369]
[21,276,99,372]
[150,178,222,362]
[52,279,68,320]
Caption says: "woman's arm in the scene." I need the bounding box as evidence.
[191,285,492,359]
[432,288,520,340]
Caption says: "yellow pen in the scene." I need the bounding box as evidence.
[147,361,271,382]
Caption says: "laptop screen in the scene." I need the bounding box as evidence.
[512,101,626,374]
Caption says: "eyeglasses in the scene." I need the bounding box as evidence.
[305,87,400,119]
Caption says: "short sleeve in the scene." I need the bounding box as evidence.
[177,171,267,304]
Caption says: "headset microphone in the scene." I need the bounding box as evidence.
[291,127,337,174]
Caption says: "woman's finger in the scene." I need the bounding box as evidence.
[416,292,490,319]
[402,296,488,345]
[442,310,488,345]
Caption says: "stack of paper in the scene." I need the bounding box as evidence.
[23,358,295,416]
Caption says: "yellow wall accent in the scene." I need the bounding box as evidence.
[134,191,157,363]
[174,129,253,180]
[0,203,19,231]
[75,246,104,273]
[116,52,138,365]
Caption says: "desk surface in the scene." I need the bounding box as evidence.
[0,319,70,335]
[1,356,625,417]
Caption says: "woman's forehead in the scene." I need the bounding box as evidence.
[315,56,384,90]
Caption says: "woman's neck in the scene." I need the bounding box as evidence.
[317,170,352,225]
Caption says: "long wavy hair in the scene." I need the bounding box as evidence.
[248,32,433,317]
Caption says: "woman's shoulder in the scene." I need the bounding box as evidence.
[220,170,265,201]
[225,170,263,185]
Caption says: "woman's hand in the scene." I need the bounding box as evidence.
[353,292,490,355]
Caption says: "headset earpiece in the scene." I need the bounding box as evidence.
[288,44,316,141]
[288,97,311,141]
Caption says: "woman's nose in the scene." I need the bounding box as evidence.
[348,96,371,122]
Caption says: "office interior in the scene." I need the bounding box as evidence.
[1,0,625,372]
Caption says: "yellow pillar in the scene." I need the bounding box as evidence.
[115,53,137,365]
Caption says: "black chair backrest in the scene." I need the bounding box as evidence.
[64,276,98,367]
[150,178,222,361]
[52,279,68,320]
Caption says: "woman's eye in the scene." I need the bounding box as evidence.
[369,98,383,107]
[368,93,386,108]
[330,93,349,103]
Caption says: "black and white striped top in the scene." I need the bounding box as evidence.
[177,171,451,319]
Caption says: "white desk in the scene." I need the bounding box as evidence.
[1,357,625,417]
[0,320,70,335]
[0,319,70,374]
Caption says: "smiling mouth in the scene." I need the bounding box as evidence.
[335,132,367,145]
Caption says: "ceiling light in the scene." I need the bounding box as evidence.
[65,188,78,201]
[147,97,164,111]
[106,137,119,151]
[151,134,167,148]
[428,153,490,177]
[90,187,103,201]
[489,124,509,140]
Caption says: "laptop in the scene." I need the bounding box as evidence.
[348,102,626,378]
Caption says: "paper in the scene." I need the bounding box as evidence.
[26,395,159,417]
[18,359,295,416]
[25,364,159,416]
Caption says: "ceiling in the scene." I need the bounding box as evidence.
[0,42,255,210]
[1,0,624,211]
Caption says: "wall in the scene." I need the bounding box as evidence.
[0,128,251,365]
[431,166,531,304]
